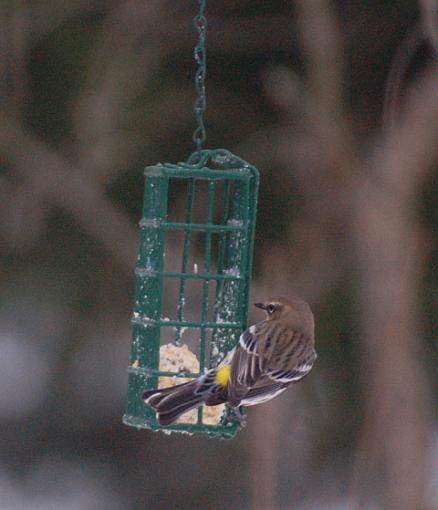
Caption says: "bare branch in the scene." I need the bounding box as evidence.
[420,0,438,56]
[0,117,138,269]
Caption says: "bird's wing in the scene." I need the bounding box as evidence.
[267,341,317,383]
[241,379,289,405]
[241,344,316,406]
[227,322,270,406]
[228,326,316,407]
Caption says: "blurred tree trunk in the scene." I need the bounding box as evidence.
[292,1,435,506]
[249,401,281,510]
[352,179,430,509]
[350,70,438,508]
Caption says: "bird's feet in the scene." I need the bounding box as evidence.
[227,406,246,427]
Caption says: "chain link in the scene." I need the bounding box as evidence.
[192,0,208,151]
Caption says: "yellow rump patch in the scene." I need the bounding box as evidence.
[214,365,231,386]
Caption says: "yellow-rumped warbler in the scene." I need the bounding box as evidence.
[143,296,316,426]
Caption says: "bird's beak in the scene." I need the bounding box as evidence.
[254,302,266,310]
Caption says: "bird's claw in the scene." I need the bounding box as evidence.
[227,407,246,427]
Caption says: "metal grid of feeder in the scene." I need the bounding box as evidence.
[123,149,259,438]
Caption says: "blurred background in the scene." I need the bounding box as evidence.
[0,0,437,509]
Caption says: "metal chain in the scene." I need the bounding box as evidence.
[192,0,208,151]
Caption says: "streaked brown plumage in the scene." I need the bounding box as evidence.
[143,296,316,426]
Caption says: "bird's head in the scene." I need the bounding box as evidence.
[254,298,285,320]
[254,296,314,329]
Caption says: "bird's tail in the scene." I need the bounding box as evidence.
[142,380,204,426]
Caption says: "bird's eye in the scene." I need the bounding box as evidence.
[267,304,276,314]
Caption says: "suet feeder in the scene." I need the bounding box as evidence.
[123,150,258,438]
[123,1,259,438]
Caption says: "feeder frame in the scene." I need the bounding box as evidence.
[123,149,259,438]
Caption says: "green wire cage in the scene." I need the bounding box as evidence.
[123,149,259,438]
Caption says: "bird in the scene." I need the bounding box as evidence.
[142,295,316,426]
